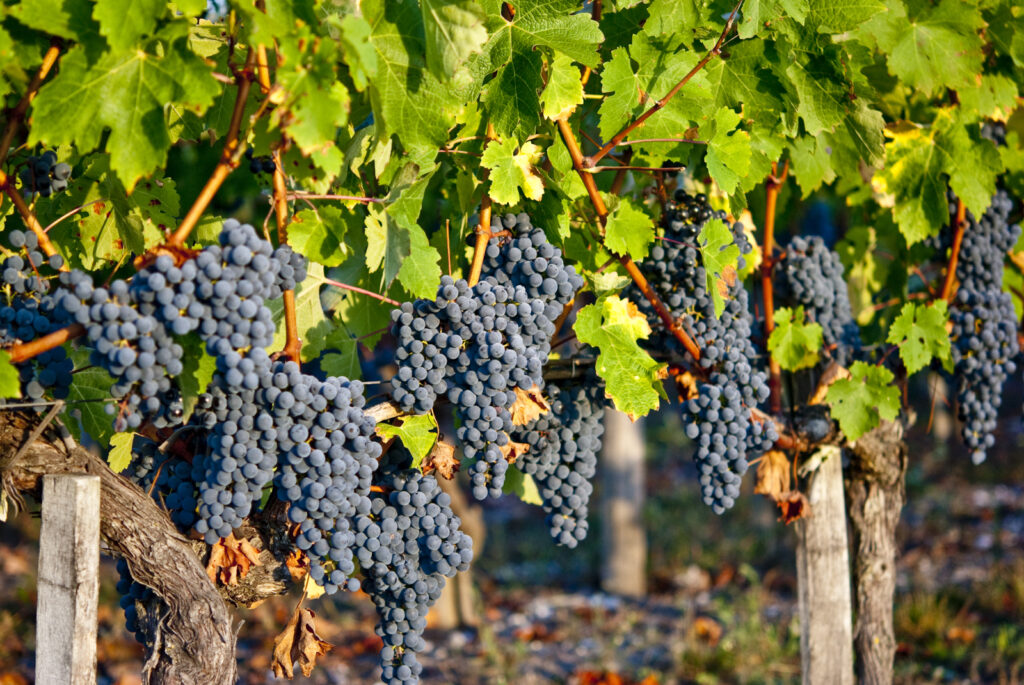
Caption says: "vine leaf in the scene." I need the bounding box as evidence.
[319,327,361,380]
[825,361,900,441]
[604,198,655,261]
[540,54,584,120]
[699,108,751,196]
[92,0,165,51]
[480,139,545,204]
[66,349,117,447]
[0,352,19,399]
[502,464,542,506]
[176,334,217,421]
[270,263,332,362]
[754,449,790,501]
[510,385,550,426]
[420,0,488,80]
[422,439,459,479]
[272,607,333,679]
[574,295,667,420]
[887,300,951,375]
[107,432,135,473]
[776,490,811,524]
[865,0,984,97]
[28,30,219,190]
[768,307,823,371]
[376,414,438,468]
[206,533,262,586]
[697,218,741,318]
[288,207,350,268]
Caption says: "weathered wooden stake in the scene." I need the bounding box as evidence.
[795,451,854,685]
[37,474,100,685]
[601,409,646,597]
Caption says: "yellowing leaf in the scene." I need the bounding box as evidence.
[107,432,135,474]
[481,138,545,204]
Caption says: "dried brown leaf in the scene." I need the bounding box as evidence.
[206,532,262,586]
[272,606,333,679]
[673,370,699,402]
[754,450,790,501]
[285,549,309,582]
[499,440,531,464]
[776,491,811,524]
[422,439,459,479]
[510,385,550,425]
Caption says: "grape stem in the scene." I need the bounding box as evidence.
[761,160,788,415]
[586,0,744,166]
[468,124,497,287]
[166,48,258,249]
[270,140,302,365]
[7,323,85,364]
[939,198,966,303]
[555,116,705,362]
[320,277,401,306]
[284,192,384,203]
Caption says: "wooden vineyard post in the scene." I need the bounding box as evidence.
[36,474,101,685]
[601,409,647,597]
[795,452,854,685]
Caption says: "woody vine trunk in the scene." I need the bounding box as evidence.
[844,420,907,685]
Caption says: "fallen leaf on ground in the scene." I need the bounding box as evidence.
[693,615,723,646]
[272,606,333,679]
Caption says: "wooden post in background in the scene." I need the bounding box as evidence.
[795,452,854,685]
[601,409,646,597]
[36,474,100,685]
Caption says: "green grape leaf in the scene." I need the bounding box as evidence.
[699,108,751,196]
[67,348,116,446]
[107,432,135,474]
[270,262,334,362]
[365,0,458,163]
[29,32,219,190]
[420,0,488,80]
[289,206,350,267]
[825,361,900,441]
[869,0,984,96]
[604,198,655,261]
[387,166,443,299]
[574,295,667,420]
[540,53,584,120]
[175,334,217,421]
[768,307,823,371]
[785,57,848,135]
[697,218,741,318]
[0,351,20,399]
[934,111,1002,221]
[789,134,836,197]
[9,0,103,44]
[886,300,951,375]
[482,49,544,142]
[376,414,438,468]
[480,138,544,204]
[364,203,410,290]
[320,326,362,379]
[643,0,700,36]
[337,14,377,91]
[805,0,883,33]
[502,464,543,505]
[92,0,164,50]
[484,0,604,69]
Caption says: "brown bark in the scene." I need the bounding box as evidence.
[844,420,906,685]
[0,412,240,684]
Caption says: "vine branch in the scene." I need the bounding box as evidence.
[761,160,788,415]
[586,0,743,166]
[468,124,496,287]
[166,49,258,249]
[939,198,966,303]
[271,143,302,365]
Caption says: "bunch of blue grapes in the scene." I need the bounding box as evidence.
[0,232,74,403]
[513,381,605,546]
[389,213,583,499]
[943,191,1021,463]
[628,192,774,511]
[354,450,473,685]
[245,148,277,175]
[56,272,185,431]
[774,235,861,363]
[18,151,71,198]
[116,559,154,643]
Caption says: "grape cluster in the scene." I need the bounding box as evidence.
[18,151,71,198]
[944,191,1021,463]
[116,559,154,643]
[981,120,1007,147]
[245,148,277,175]
[628,192,775,511]
[775,235,861,363]
[354,451,473,684]
[389,213,583,499]
[513,381,605,546]
[0,231,73,403]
